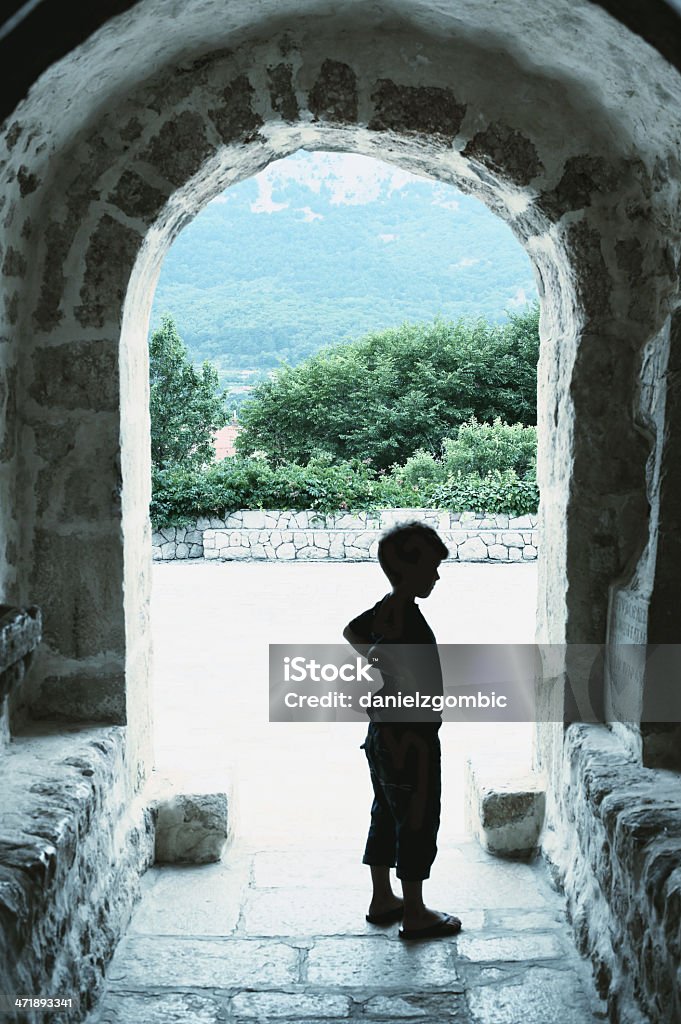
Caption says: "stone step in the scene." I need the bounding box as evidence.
[465,754,546,859]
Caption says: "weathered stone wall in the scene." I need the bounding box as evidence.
[545,725,681,1024]
[151,509,539,562]
[0,725,155,1024]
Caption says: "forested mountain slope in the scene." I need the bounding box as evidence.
[150,151,537,383]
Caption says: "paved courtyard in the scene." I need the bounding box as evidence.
[89,562,607,1024]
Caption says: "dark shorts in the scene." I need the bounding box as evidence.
[360,721,441,881]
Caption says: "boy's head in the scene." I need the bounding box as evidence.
[378,521,449,598]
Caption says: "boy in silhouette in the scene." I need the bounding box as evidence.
[343,522,462,939]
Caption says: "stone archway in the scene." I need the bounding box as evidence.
[7,19,678,777]
[2,4,681,1018]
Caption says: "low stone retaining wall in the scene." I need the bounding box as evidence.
[546,724,681,1024]
[152,509,539,563]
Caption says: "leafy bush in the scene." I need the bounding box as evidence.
[441,418,537,478]
[151,454,539,527]
[430,470,538,516]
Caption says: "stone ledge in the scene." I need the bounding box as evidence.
[0,723,154,1022]
[546,724,681,1024]
[465,754,546,858]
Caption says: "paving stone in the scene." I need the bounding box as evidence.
[95,991,224,1024]
[253,849,368,889]
[306,936,460,988]
[425,861,551,910]
[106,936,299,988]
[231,990,352,1017]
[129,857,251,935]
[456,932,564,961]
[467,965,602,1023]
[360,992,466,1017]
[241,886,385,936]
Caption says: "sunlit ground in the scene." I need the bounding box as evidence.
[151,561,538,847]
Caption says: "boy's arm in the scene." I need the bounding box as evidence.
[342,622,373,658]
[342,605,376,658]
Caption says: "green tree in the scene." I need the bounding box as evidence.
[236,305,539,470]
[149,315,228,470]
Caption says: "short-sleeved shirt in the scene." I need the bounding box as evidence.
[347,595,443,732]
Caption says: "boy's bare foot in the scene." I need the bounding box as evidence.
[367,894,404,920]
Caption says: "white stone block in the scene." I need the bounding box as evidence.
[264,544,276,558]
[152,788,231,864]
[502,532,524,546]
[313,532,331,548]
[298,546,329,559]
[369,541,379,558]
[251,544,266,558]
[465,756,546,859]
[203,532,216,549]
[523,545,538,559]
[204,547,219,559]
[329,536,345,559]
[209,517,225,529]
[335,514,366,530]
[161,542,175,559]
[355,531,375,550]
[189,544,202,558]
[270,530,282,547]
[509,547,522,561]
[230,531,246,546]
[242,510,265,528]
[488,544,508,560]
[509,515,533,529]
[281,531,293,543]
[295,511,309,528]
[175,543,189,559]
[276,543,296,559]
[151,532,164,547]
[222,546,250,559]
[160,527,176,542]
[196,517,211,531]
[213,530,229,547]
[151,546,162,559]
[458,536,488,561]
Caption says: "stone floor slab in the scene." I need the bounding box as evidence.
[106,936,299,989]
[93,991,226,1024]
[129,856,251,936]
[466,965,604,1024]
[231,990,352,1018]
[360,992,467,1018]
[456,933,564,962]
[305,936,460,989]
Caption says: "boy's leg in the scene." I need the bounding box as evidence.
[361,727,402,917]
[395,730,460,932]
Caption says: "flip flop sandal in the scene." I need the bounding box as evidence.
[365,906,404,925]
[399,913,462,940]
